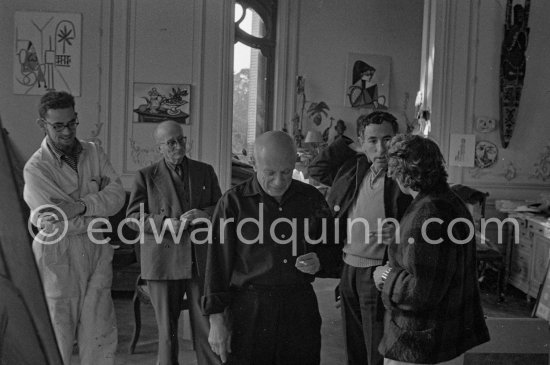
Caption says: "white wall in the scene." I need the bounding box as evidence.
[429,0,550,202]
[467,0,550,200]
[1,0,105,161]
[1,0,423,192]
[296,0,424,138]
[1,0,233,189]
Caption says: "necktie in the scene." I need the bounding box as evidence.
[175,165,183,179]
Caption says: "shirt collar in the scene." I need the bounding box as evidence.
[242,174,305,203]
[165,156,187,172]
[46,138,83,162]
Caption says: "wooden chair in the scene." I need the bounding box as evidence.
[128,275,194,354]
[451,184,506,302]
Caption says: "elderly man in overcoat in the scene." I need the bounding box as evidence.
[127,120,222,365]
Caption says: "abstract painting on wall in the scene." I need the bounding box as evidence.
[13,11,81,96]
[345,53,391,109]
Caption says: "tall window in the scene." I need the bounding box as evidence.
[232,0,277,164]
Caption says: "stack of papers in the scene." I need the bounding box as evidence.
[514,205,543,213]
[495,200,526,212]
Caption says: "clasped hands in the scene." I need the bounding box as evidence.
[38,198,86,233]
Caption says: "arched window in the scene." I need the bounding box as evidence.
[232,0,277,164]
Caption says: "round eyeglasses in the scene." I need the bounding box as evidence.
[160,136,187,149]
[43,115,79,132]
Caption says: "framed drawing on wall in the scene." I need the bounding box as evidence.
[13,11,82,96]
[345,53,391,109]
[133,83,191,124]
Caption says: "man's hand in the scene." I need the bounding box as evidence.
[295,252,320,275]
[38,214,58,234]
[370,222,396,245]
[49,198,85,220]
[373,263,391,291]
[179,209,210,230]
[99,175,111,190]
[208,312,231,363]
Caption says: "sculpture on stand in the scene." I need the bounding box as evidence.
[499,0,530,148]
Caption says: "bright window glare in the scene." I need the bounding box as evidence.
[234,7,252,74]
[235,3,244,21]
[234,42,251,74]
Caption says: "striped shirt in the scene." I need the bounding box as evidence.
[46,139,83,173]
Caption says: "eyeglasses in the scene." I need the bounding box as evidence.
[160,135,186,149]
[42,114,79,132]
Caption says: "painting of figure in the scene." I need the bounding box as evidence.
[346,53,391,109]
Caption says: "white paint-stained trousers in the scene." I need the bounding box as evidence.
[33,238,117,365]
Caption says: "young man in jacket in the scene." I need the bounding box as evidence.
[308,111,412,365]
[24,91,125,364]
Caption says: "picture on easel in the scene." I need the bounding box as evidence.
[532,258,550,322]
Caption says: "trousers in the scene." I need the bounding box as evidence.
[147,275,220,365]
[340,264,385,365]
[227,284,322,365]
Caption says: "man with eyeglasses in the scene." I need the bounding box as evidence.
[126,120,222,365]
[308,111,412,365]
[23,91,125,364]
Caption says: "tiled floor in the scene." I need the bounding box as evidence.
[71,275,534,365]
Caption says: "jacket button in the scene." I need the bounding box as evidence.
[334,205,340,212]
[283,259,288,263]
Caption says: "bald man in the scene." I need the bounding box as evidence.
[202,131,340,365]
[126,120,222,365]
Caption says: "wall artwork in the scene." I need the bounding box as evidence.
[499,0,530,148]
[449,134,475,167]
[475,140,499,169]
[475,117,498,133]
[133,83,191,124]
[533,261,550,322]
[345,53,391,109]
[13,11,81,95]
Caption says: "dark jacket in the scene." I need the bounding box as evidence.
[202,176,339,315]
[126,158,221,280]
[308,137,411,243]
[379,186,490,363]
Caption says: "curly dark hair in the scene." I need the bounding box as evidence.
[38,91,75,118]
[387,134,448,192]
[356,111,398,137]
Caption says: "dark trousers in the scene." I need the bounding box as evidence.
[147,276,220,365]
[340,264,385,365]
[227,284,322,365]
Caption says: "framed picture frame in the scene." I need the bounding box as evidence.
[13,11,82,95]
[132,83,191,124]
[345,53,391,109]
